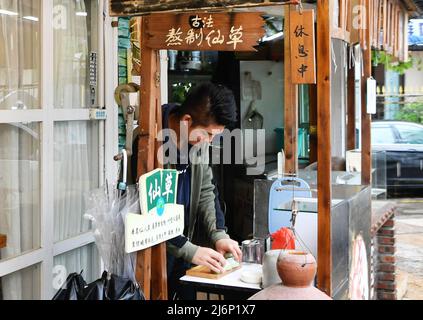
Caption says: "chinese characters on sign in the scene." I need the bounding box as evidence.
[164,14,245,50]
[289,10,316,84]
[125,169,184,253]
[145,12,265,52]
[143,169,177,215]
[125,207,184,253]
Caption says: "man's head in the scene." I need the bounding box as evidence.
[172,83,237,145]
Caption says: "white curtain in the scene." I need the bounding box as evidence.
[0,0,41,300]
[52,0,99,287]
[0,0,40,110]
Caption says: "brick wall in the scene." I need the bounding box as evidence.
[371,214,397,300]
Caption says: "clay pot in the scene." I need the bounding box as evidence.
[276,251,317,288]
[249,251,332,300]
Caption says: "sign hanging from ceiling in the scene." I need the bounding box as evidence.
[289,9,316,84]
[144,12,265,51]
[109,0,298,17]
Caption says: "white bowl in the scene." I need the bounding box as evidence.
[240,270,263,285]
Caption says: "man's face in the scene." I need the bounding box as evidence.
[180,114,224,146]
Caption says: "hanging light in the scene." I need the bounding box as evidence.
[262,31,284,42]
[0,9,18,16]
[23,16,39,22]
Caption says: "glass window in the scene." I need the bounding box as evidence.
[395,124,423,144]
[372,126,396,145]
[53,0,99,109]
[0,264,41,300]
[53,243,99,294]
[53,121,99,242]
[0,0,41,110]
[0,123,41,261]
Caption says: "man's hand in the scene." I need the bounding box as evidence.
[192,247,226,274]
[215,239,242,263]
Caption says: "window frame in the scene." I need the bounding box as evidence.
[0,0,119,299]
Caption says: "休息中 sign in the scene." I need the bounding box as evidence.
[125,169,184,253]
[144,12,265,51]
[289,9,316,84]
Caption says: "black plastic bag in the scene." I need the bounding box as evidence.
[52,272,87,300]
[53,271,145,300]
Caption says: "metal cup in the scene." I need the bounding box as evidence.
[255,239,265,264]
[242,239,265,264]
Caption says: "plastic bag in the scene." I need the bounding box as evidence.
[271,227,296,250]
[84,184,139,282]
[52,272,86,300]
[53,271,145,300]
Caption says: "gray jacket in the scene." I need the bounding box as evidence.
[166,147,229,263]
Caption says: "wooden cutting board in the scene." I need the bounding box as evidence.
[186,265,241,280]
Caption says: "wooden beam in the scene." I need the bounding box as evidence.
[347,57,356,151]
[136,17,168,300]
[109,0,300,17]
[284,5,299,174]
[151,87,169,300]
[151,244,168,300]
[0,234,6,249]
[317,0,332,296]
[382,0,388,50]
[403,11,409,62]
[361,0,372,185]
[135,248,151,299]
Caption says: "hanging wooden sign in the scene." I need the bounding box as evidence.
[109,0,297,17]
[144,12,265,51]
[289,9,316,84]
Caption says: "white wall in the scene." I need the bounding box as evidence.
[405,51,423,92]
[240,61,284,159]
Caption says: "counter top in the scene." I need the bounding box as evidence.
[180,263,263,291]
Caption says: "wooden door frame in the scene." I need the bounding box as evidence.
[134,1,364,299]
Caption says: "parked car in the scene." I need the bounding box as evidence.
[372,121,423,197]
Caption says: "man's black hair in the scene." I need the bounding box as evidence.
[172,83,237,127]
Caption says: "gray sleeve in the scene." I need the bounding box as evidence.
[166,240,200,263]
[198,164,230,245]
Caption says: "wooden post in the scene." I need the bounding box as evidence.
[284,5,299,174]
[151,92,169,300]
[136,17,168,300]
[0,234,6,249]
[317,0,332,296]
[361,0,372,185]
[347,61,356,151]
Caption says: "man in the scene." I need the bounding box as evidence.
[133,83,242,299]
